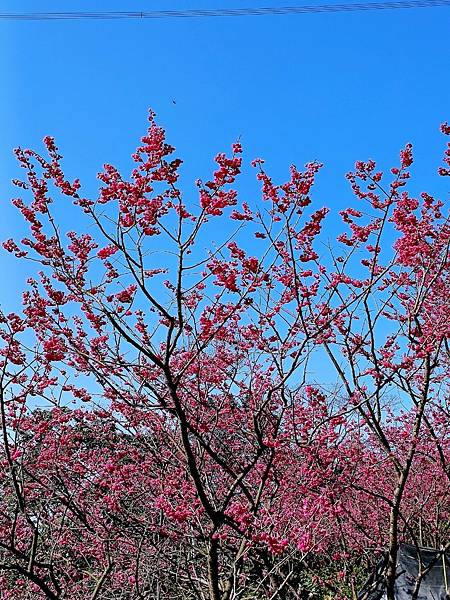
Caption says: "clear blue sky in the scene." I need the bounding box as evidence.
[1,0,449,310]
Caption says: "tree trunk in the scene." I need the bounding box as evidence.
[208,538,221,600]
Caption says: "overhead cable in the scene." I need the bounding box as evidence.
[1,1,450,21]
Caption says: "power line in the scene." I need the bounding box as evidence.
[1,1,449,21]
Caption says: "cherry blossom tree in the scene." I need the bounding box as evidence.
[1,113,449,599]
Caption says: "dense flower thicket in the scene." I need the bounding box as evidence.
[0,114,449,599]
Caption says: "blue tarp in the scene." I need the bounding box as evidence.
[358,544,449,600]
